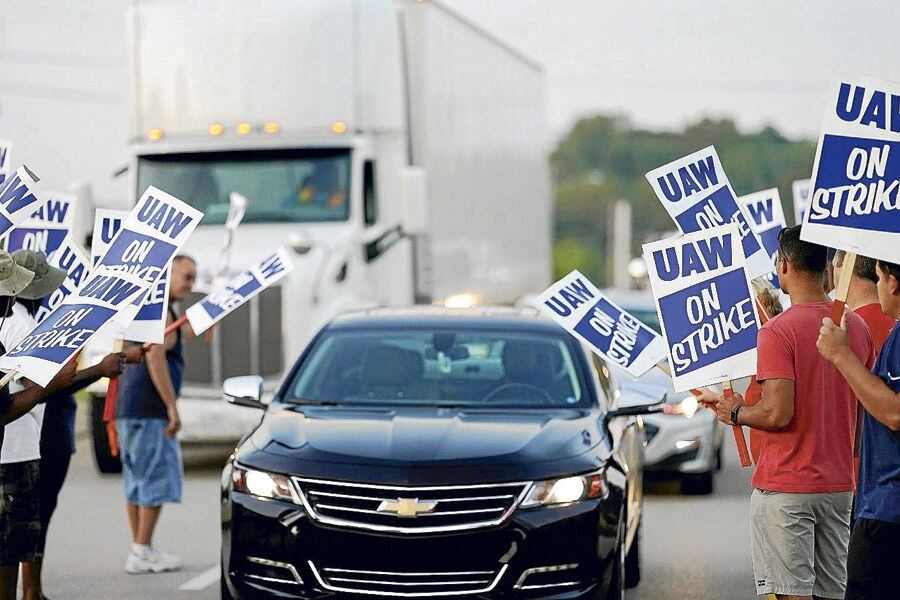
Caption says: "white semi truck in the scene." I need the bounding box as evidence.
[90,0,552,470]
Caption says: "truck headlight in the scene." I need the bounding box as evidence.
[232,465,295,502]
[521,472,608,508]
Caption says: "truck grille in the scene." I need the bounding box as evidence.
[308,562,508,597]
[181,286,283,386]
[292,478,530,534]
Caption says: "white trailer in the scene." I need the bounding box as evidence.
[92,0,551,469]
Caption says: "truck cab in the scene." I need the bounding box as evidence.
[88,0,551,467]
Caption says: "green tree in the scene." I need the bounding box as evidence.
[551,114,816,286]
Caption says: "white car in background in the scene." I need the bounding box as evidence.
[603,289,725,495]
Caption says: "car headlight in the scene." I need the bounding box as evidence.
[232,465,295,502]
[521,472,608,508]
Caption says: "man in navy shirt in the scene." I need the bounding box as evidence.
[818,258,900,599]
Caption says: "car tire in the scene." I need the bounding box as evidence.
[90,393,122,474]
[624,521,641,588]
[681,471,714,495]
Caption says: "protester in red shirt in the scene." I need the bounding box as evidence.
[714,226,873,600]
[833,251,896,355]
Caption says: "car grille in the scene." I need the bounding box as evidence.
[307,562,508,597]
[643,422,660,446]
[292,478,531,534]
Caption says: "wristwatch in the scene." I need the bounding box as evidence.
[730,405,742,426]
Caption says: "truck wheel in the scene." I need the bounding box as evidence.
[624,521,641,588]
[681,471,713,495]
[90,393,122,474]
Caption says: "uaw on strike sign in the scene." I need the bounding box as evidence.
[35,236,91,324]
[5,192,76,255]
[0,267,149,386]
[96,188,203,343]
[801,78,900,263]
[186,248,292,335]
[534,270,667,378]
[738,187,787,288]
[643,224,760,392]
[646,146,771,279]
[0,165,46,241]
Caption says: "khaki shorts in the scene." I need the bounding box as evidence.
[750,488,852,599]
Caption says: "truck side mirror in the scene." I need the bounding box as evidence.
[223,376,266,410]
[400,167,428,235]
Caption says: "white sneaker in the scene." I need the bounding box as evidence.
[126,548,183,574]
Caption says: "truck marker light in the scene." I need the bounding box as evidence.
[147,128,163,141]
[236,122,252,135]
[330,121,348,134]
[263,121,280,134]
[208,123,225,136]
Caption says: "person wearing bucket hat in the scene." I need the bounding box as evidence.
[0,250,78,600]
[10,250,66,301]
[0,250,35,298]
[0,250,142,600]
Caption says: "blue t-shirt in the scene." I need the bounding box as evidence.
[855,322,900,523]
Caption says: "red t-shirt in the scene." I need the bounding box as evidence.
[751,301,874,493]
[854,303,896,356]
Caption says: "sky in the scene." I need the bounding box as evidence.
[444,0,898,140]
[0,0,896,204]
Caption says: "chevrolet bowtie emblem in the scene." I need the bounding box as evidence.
[376,497,438,518]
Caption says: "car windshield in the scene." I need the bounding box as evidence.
[136,148,351,224]
[284,328,592,409]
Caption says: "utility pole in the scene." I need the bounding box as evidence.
[608,200,632,289]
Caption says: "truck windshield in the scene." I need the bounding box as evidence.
[284,328,592,409]
[136,148,351,224]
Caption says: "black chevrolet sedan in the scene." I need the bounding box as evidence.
[220,307,664,599]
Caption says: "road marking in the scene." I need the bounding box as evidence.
[179,565,220,591]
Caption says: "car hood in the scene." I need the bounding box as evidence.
[237,404,610,485]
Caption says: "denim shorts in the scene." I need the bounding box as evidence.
[117,418,183,506]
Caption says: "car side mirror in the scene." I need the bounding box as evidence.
[223,376,265,410]
[608,383,667,417]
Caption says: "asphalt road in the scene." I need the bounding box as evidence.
[39,436,758,599]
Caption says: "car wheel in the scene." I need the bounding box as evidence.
[624,521,641,588]
[90,393,122,474]
[681,471,714,495]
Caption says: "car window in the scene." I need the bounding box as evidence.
[286,328,592,408]
[591,354,614,409]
